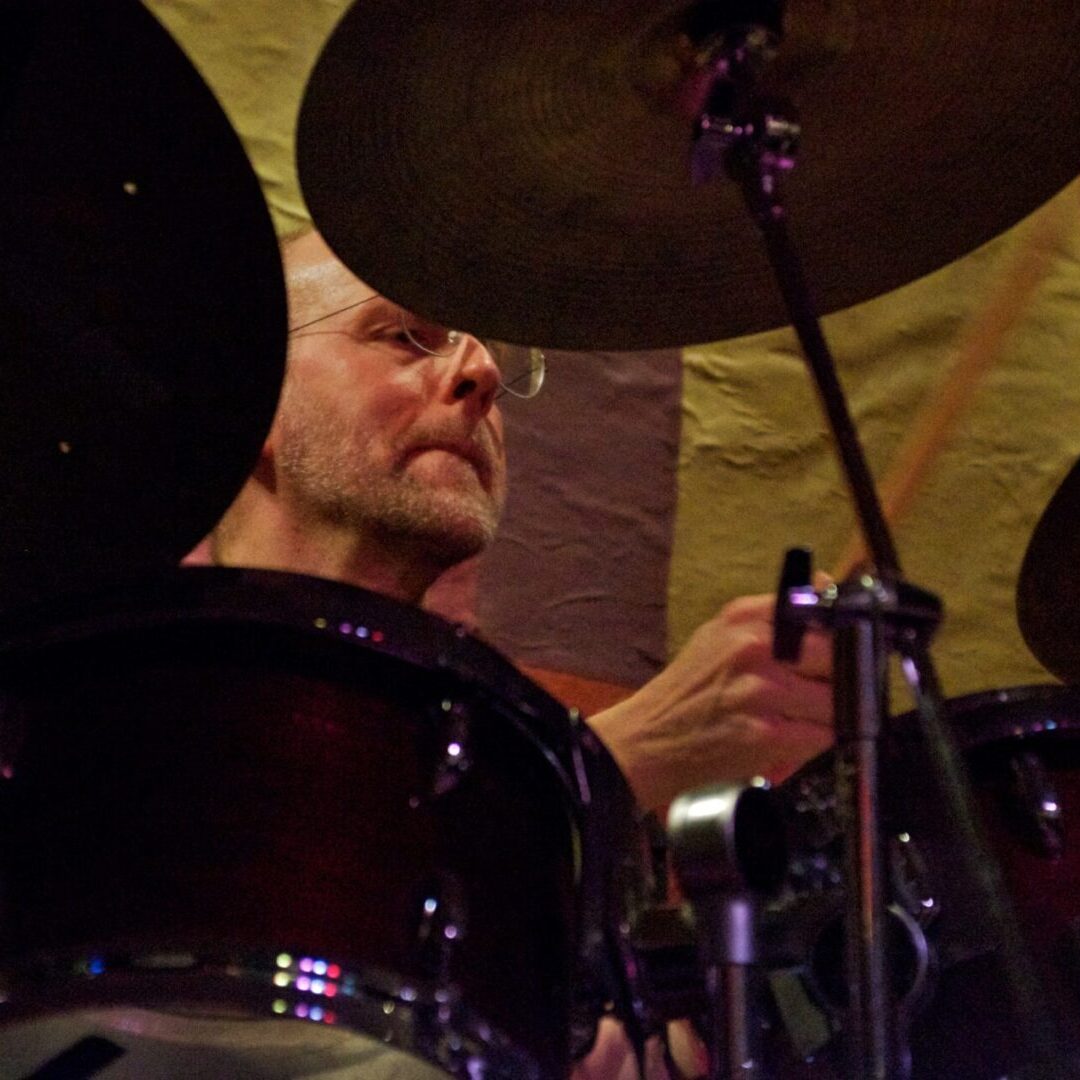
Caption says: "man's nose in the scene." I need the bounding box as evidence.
[447,334,500,412]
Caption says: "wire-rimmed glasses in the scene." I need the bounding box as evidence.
[288,295,545,400]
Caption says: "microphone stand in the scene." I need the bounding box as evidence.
[689,23,1074,1079]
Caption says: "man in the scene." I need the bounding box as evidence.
[203,226,832,1077]
[198,227,833,1076]
[202,227,833,813]
[196,227,833,1071]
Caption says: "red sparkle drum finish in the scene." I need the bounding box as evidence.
[777,684,1080,1078]
[0,568,636,1078]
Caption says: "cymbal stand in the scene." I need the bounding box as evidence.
[667,782,789,1080]
[688,21,1070,1079]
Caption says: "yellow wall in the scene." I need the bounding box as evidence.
[147,0,1080,700]
[674,184,1080,699]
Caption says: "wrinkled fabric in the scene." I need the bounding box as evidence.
[146,2,1080,701]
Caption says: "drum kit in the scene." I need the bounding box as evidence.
[3,0,1080,1077]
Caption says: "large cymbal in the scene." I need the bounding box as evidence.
[0,0,286,607]
[298,1,1080,351]
[1018,459,1080,684]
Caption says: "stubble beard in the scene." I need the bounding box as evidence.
[275,410,505,575]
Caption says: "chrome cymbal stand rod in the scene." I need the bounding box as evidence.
[691,33,904,1076]
[667,783,790,1080]
[687,20,1068,1078]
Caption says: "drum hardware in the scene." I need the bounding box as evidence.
[773,559,945,1078]
[768,533,1076,1078]
[686,21,938,1073]
[887,835,938,928]
[769,686,1080,1077]
[624,903,703,1033]
[683,18,1077,1077]
[764,822,938,1077]
[760,896,934,1076]
[579,809,700,1076]
[412,872,469,987]
[431,700,473,796]
[666,781,788,1079]
[781,782,940,935]
[1005,750,1066,859]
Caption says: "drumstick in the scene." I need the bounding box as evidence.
[831,191,1072,579]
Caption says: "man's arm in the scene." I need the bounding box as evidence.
[586,592,833,813]
[573,593,831,1077]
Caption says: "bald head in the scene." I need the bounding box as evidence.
[210,229,507,601]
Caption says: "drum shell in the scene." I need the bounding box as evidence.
[898,685,1080,1076]
[775,684,1080,1079]
[0,569,618,1078]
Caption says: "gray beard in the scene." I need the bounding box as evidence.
[330,476,500,572]
[270,378,505,580]
[277,442,502,576]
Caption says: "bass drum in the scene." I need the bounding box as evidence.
[774,684,1080,1079]
[0,568,638,1079]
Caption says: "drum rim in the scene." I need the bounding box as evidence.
[0,566,533,700]
[894,682,1080,751]
[0,945,548,1079]
[0,566,592,807]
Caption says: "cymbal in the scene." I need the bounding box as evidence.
[0,0,286,607]
[297,1,1080,351]
[1017,458,1080,684]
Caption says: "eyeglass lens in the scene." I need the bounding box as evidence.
[403,315,544,399]
[291,296,545,399]
[487,342,546,399]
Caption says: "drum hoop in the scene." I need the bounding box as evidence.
[894,682,1080,751]
[0,566,590,812]
[0,947,547,1078]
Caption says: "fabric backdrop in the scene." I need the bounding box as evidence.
[147,0,1080,717]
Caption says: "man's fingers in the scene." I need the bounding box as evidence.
[716,592,778,627]
[702,597,834,679]
[732,668,834,727]
[792,629,832,680]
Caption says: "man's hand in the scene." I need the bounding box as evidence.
[572,1018,706,1080]
[587,592,833,812]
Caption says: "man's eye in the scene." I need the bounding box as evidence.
[362,323,408,344]
[361,324,426,357]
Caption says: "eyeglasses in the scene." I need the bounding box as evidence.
[488,342,546,400]
[288,295,545,400]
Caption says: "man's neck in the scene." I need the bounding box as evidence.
[208,488,439,604]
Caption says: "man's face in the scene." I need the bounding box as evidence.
[266,231,507,570]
